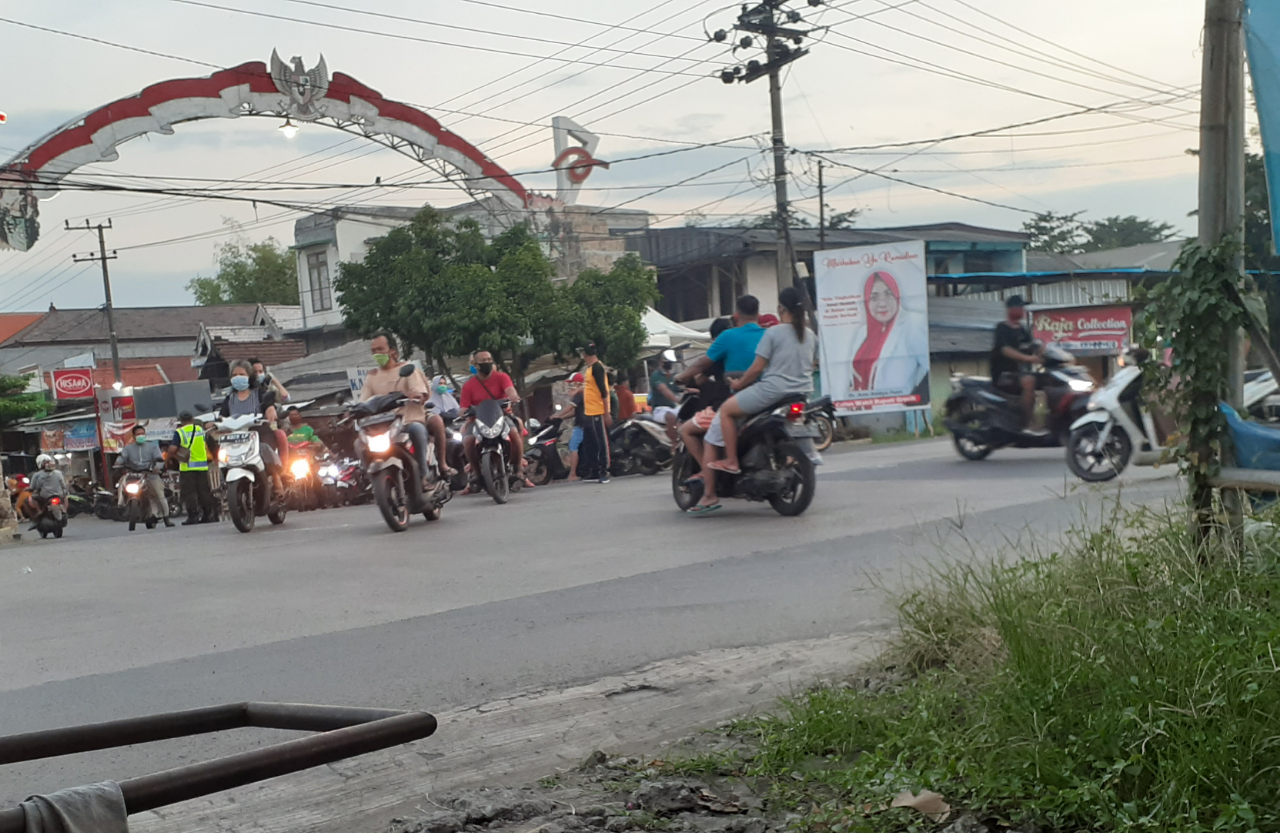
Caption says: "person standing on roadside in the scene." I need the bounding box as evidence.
[580,343,612,484]
[171,411,217,525]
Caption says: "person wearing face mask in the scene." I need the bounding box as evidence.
[251,359,290,404]
[459,349,526,492]
[428,375,461,421]
[358,332,455,482]
[220,358,286,498]
[115,424,174,526]
[25,454,67,527]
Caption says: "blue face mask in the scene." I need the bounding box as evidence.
[468,365,477,375]
[230,376,250,392]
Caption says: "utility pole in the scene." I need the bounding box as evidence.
[714,0,819,296]
[818,159,826,251]
[67,219,121,389]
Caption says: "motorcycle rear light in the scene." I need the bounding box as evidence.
[788,402,805,421]
[49,497,61,505]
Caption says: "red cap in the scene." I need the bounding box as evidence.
[570,372,585,383]
[758,313,780,328]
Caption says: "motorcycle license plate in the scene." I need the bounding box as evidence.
[786,423,819,438]
[223,432,252,444]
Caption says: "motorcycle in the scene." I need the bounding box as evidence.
[467,398,523,504]
[944,344,1094,461]
[316,451,341,508]
[335,456,371,505]
[524,416,573,486]
[621,415,674,476]
[1066,349,1169,482]
[607,418,637,477]
[671,394,819,517]
[116,469,163,531]
[31,493,67,539]
[805,396,837,452]
[6,472,31,519]
[345,367,451,531]
[213,414,288,533]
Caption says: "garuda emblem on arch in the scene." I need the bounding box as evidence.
[270,50,329,120]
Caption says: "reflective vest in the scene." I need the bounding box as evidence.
[177,423,209,471]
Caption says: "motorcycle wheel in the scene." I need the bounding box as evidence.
[228,479,256,533]
[671,448,701,512]
[481,449,509,505]
[954,435,993,461]
[526,455,551,486]
[768,441,818,517]
[374,469,411,532]
[127,501,139,532]
[1066,423,1132,482]
[810,414,835,452]
[635,439,661,476]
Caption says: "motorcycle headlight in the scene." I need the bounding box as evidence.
[367,432,392,454]
[480,423,503,439]
[218,448,229,463]
[1068,379,1094,392]
[291,459,311,479]
[125,482,142,495]
[319,465,339,478]
[450,430,463,442]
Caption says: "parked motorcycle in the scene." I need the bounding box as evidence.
[524,417,573,486]
[944,344,1094,461]
[345,367,451,531]
[671,395,819,517]
[622,415,674,476]
[5,472,31,519]
[117,470,163,532]
[316,452,341,508]
[31,494,67,539]
[805,396,837,452]
[467,398,523,504]
[335,456,371,505]
[1066,349,1168,482]
[213,414,288,533]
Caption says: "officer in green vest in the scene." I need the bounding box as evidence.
[171,411,217,525]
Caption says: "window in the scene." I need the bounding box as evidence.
[307,251,332,312]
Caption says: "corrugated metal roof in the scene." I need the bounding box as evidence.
[2,305,261,346]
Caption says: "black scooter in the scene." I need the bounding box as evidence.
[467,398,523,504]
[672,394,819,517]
[525,416,572,485]
[32,494,68,539]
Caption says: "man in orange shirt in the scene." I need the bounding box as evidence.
[615,373,638,421]
[580,343,612,484]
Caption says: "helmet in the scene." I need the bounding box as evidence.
[36,454,55,469]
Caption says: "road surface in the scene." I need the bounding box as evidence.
[0,438,1179,807]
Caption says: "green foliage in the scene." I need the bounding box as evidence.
[703,506,1280,832]
[335,208,658,382]
[187,224,299,305]
[0,374,48,429]
[1023,211,1178,254]
[1244,152,1280,352]
[1135,238,1250,501]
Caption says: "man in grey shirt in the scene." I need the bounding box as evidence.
[116,424,173,526]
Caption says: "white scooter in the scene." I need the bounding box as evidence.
[1065,360,1163,482]
[213,414,287,532]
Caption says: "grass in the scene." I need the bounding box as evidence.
[671,505,1280,832]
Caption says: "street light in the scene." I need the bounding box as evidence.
[278,117,299,139]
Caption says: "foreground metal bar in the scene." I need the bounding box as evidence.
[0,703,436,833]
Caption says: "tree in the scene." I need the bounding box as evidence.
[738,211,812,229]
[552,253,660,371]
[187,223,299,305]
[1022,211,1087,253]
[1079,215,1178,252]
[826,207,861,230]
[0,374,47,430]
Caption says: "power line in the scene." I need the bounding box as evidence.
[448,0,706,41]
[0,16,220,69]
[804,153,1039,214]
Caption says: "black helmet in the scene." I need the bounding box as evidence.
[1005,295,1026,309]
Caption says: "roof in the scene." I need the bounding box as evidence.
[1025,250,1085,272]
[2,305,262,346]
[258,304,305,332]
[205,325,274,343]
[211,338,307,366]
[1071,240,1186,272]
[0,313,45,343]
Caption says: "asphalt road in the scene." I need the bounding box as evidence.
[0,438,1180,807]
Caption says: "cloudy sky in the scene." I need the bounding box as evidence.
[0,0,1217,309]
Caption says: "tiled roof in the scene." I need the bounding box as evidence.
[2,305,262,346]
[212,338,307,366]
[0,313,45,343]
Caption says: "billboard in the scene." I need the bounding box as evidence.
[51,368,94,400]
[1031,306,1132,357]
[815,241,931,414]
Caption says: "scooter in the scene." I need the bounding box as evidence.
[805,396,837,452]
[31,494,67,539]
[623,415,674,476]
[524,416,573,486]
[116,469,164,531]
[944,344,1095,461]
[1066,349,1169,482]
[213,414,288,533]
[345,366,451,531]
[672,395,819,517]
[466,398,524,504]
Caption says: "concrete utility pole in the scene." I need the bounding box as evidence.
[713,0,819,296]
[67,219,122,388]
[1197,0,1246,408]
[817,159,826,251]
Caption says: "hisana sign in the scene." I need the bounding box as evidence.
[1031,305,1132,356]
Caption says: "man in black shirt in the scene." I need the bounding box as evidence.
[991,295,1042,426]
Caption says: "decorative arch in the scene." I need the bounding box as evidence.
[0,56,531,251]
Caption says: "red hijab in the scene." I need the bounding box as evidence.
[852,271,901,391]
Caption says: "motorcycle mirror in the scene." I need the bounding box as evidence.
[398,363,417,378]
[662,349,678,362]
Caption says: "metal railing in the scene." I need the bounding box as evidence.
[0,702,437,833]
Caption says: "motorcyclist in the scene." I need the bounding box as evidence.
[25,454,67,528]
[991,295,1043,428]
[357,332,454,483]
[115,424,174,527]
[460,349,526,491]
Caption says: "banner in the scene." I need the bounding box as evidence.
[1247,0,1280,250]
[1031,305,1132,356]
[40,427,65,452]
[101,422,136,453]
[51,368,94,400]
[815,241,931,415]
[347,366,372,396]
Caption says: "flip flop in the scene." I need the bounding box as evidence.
[706,460,741,475]
[686,503,722,516]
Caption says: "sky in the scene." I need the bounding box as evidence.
[0,0,1218,309]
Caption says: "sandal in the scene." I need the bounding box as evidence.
[706,460,741,475]
[686,502,722,516]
